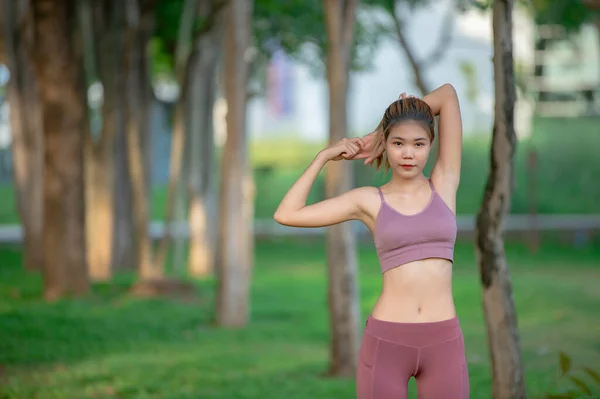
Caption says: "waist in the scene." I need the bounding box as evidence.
[373,259,455,322]
[365,313,462,347]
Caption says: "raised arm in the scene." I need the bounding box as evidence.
[274,138,369,228]
[423,83,463,195]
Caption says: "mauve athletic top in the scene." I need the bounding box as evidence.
[373,179,457,273]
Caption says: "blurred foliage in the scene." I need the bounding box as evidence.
[530,0,600,31]
[253,0,381,77]
[360,0,441,48]
[543,352,600,398]
[458,0,600,31]
[151,0,185,77]
[458,61,479,103]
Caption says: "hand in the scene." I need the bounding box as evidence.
[353,130,385,165]
[399,92,417,100]
[319,137,365,162]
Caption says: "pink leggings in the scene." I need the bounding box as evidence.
[356,315,469,399]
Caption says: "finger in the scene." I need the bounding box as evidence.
[347,144,359,157]
[349,143,361,158]
[365,141,385,164]
[354,137,366,148]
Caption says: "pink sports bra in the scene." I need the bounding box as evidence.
[373,179,457,273]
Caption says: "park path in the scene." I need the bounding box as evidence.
[0,215,599,244]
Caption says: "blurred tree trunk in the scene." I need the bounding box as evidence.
[31,0,89,300]
[113,0,154,272]
[81,0,125,281]
[323,0,360,377]
[139,0,155,229]
[187,2,224,277]
[475,0,526,398]
[216,0,254,327]
[125,0,157,280]
[385,2,454,96]
[0,15,4,62]
[1,0,44,272]
[112,102,135,270]
[154,0,199,271]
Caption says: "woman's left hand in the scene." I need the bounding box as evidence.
[349,130,385,165]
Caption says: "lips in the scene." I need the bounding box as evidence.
[400,164,415,169]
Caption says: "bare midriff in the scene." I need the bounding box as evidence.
[370,257,456,323]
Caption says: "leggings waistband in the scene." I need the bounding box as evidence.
[365,314,462,347]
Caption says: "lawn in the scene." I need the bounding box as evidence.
[1,237,599,399]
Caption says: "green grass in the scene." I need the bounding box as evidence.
[1,238,599,399]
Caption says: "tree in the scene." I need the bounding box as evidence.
[153,0,199,271]
[475,0,526,397]
[79,0,126,281]
[31,0,89,299]
[216,0,254,327]
[138,0,225,277]
[1,0,44,273]
[124,0,159,280]
[186,2,225,277]
[363,0,455,95]
[323,0,361,377]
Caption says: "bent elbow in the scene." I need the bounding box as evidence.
[273,210,287,226]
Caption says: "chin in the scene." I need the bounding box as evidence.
[392,167,421,178]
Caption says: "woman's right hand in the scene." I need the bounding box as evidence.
[319,138,364,162]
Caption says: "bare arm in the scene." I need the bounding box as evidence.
[423,83,463,197]
[274,139,369,228]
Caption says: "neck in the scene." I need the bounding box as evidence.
[387,173,429,195]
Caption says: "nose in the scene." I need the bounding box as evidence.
[401,147,414,159]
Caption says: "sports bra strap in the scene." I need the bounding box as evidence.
[428,178,435,192]
[377,187,385,202]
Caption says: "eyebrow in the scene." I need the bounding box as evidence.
[390,136,427,141]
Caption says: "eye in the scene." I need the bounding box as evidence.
[393,142,402,146]
[416,142,424,147]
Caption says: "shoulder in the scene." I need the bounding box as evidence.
[345,186,382,220]
[342,186,380,205]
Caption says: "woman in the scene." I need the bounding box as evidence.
[274,83,467,399]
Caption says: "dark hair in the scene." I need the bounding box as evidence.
[371,97,435,171]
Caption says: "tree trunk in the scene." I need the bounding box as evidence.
[390,4,430,96]
[187,5,223,277]
[31,0,89,300]
[216,0,253,327]
[82,0,125,281]
[2,0,44,272]
[125,0,156,280]
[138,0,155,204]
[112,105,135,270]
[475,0,526,398]
[113,0,154,273]
[170,86,190,271]
[323,0,360,378]
[154,0,199,271]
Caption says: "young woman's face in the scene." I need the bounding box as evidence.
[385,121,432,178]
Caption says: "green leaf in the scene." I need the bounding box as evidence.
[569,376,593,395]
[544,394,575,399]
[559,352,572,375]
[583,367,600,385]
